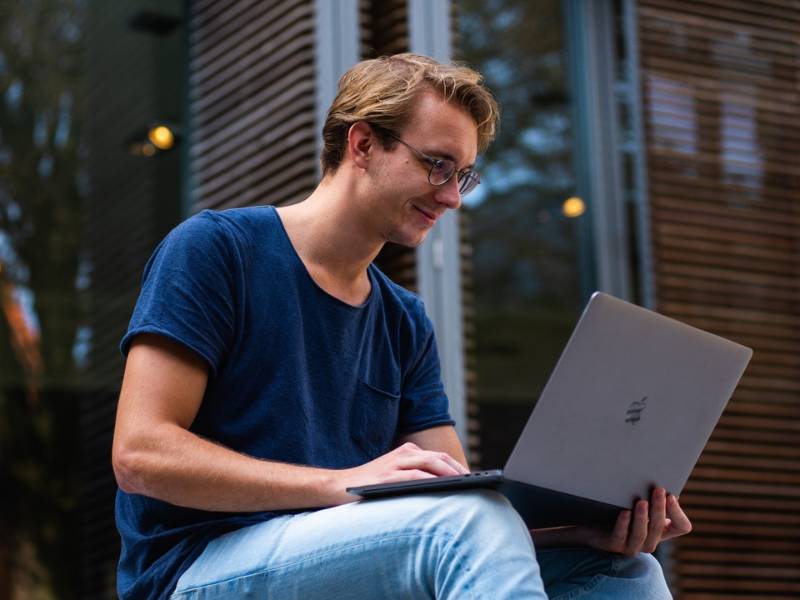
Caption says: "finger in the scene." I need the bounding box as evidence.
[663,494,692,539]
[392,445,465,476]
[625,500,649,556]
[396,451,462,477]
[384,469,437,483]
[437,451,470,475]
[642,488,667,552]
[609,510,632,553]
[396,442,422,453]
[425,451,465,476]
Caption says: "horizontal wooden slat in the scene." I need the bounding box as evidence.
[649,146,799,177]
[649,159,796,197]
[191,2,312,87]
[677,549,800,566]
[639,1,800,597]
[649,172,800,204]
[655,293,799,330]
[641,1,800,38]
[644,71,798,116]
[685,508,800,526]
[640,26,799,70]
[192,47,314,135]
[644,57,798,99]
[703,439,800,458]
[680,563,800,580]
[674,579,800,593]
[194,106,316,190]
[676,534,800,553]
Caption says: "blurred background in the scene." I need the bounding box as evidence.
[0,0,797,598]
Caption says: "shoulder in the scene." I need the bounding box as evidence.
[183,205,278,242]
[159,206,279,259]
[370,265,434,338]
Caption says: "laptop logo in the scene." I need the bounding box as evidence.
[625,396,648,424]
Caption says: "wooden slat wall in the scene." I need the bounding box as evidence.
[187,0,318,211]
[362,0,481,463]
[459,209,482,464]
[360,0,417,290]
[637,1,800,597]
[360,0,409,59]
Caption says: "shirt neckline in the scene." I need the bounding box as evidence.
[270,205,376,310]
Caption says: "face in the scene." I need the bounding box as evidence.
[367,91,479,247]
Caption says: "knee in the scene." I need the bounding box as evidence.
[636,553,668,581]
[430,489,517,520]
[422,489,531,545]
[621,553,671,598]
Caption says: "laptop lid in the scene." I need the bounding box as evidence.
[503,292,752,509]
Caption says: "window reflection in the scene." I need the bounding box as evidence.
[1,0,87,596]
[1,0,185,597]
[457,0,590,468]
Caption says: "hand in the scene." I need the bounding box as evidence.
[331,442,469,504]
[573,488,692,556]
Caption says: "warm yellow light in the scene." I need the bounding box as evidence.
[141,142,156,157]
[148,125,174,150]
[562,196,586,218]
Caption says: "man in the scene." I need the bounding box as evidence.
[112,53,691,599]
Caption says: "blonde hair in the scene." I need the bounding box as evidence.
[321,53,499,175]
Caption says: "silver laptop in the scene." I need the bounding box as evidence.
[347,292,753,528]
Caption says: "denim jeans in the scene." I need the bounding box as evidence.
[171,490,671,599]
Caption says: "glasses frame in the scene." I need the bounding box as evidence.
[383,131,481,196]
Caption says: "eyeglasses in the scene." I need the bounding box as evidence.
[385,132,481,197]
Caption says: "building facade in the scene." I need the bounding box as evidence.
[0,0,797,598]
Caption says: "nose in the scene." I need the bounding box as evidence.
[433,176,462,210]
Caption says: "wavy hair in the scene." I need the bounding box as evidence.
[320,53,499,175]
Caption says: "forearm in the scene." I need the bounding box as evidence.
[113,424,348,512]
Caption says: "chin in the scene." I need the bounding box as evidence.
[387,229,429,248]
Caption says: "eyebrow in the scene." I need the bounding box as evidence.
[425,147,475,170]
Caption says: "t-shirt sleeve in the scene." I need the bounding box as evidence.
[397,313,456,434]
[120,211,238,376]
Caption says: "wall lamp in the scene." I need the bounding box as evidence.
[126,122,181,157]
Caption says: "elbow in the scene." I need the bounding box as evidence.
[112,440,149,495]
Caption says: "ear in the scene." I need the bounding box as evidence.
[347,121,374,170]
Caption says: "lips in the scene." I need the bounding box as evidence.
[413,205,440,223]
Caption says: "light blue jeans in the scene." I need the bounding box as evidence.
[171,490,671,599]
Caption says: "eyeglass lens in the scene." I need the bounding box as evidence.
[428,160,479,196]
[428,160,454,186]
[458,171,479,195]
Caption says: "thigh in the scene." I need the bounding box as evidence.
[171,490,542,600]
[537,547,671,600]
[172,502,433,599]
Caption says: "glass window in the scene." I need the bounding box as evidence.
[457,0,595,468]
[0,1,185,597]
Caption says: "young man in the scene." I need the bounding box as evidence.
[112,53,690,599]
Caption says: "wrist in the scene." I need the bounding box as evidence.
[317,467,353,506]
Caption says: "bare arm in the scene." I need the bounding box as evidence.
[112,334,466,512]
[396,425,470,471]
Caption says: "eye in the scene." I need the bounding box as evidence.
[433,158,455,175]
[424,157,456,186]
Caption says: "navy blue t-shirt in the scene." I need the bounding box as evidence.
[116,206,454,599]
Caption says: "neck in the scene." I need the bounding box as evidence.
[276,173,384,285]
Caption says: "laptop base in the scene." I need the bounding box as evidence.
[348,472,624,529]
